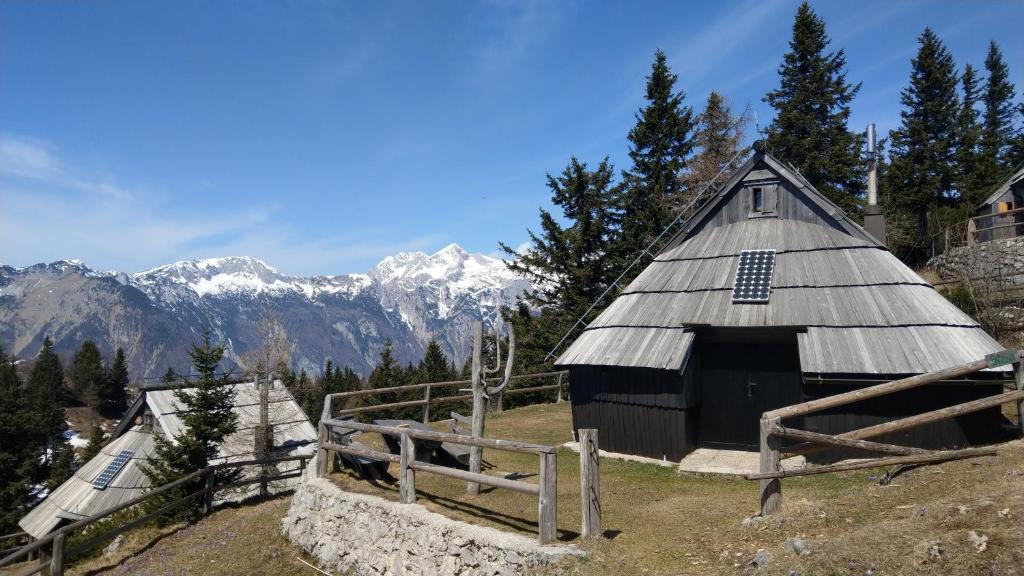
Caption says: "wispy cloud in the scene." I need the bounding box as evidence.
[0,134,444,275]
[1,133,135,200]
[474,0,571,87]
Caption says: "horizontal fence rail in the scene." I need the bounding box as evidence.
[753,350,1023,516]
[324,370,568,423]
[318,417,558,543]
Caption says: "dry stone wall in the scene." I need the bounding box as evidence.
[283,478,582,576]
[928,237,1024,284]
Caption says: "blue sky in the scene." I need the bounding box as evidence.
[2,0,1021,275]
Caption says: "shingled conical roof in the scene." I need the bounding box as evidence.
[557,150,1004,375]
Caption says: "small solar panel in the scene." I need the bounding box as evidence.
[91,449,134,489]
[731,249,776,303]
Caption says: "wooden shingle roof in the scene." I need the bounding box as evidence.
[556,151,1005,374]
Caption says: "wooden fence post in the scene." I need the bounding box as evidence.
[759,417,782,516]
[538,452,557,545]
[1015,360,1024,438]
[203,469,215,515]
[422,385,431,424]
[468,323,484,496]
[316,422,329,478]
[49,532,64,576]
[399,432,416,504]
[579,429,601,539]
[555,372,564,403]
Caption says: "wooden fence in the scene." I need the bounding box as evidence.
[748,349,1023,516]
[317,417,563,544]
[932,206,1024,256]
[324,371,567,422]
[0,454,311,576]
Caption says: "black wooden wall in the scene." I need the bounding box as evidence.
[569,365,696,461]
[801,381,1009,462]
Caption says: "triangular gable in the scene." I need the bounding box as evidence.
[662,148,881,254]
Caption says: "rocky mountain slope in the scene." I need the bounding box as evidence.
[0,245,529,379]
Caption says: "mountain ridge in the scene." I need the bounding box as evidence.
[0,245,530,379]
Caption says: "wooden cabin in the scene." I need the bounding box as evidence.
[19,380,316,539]
[556,147,1012,462]
[972,166,1024,243]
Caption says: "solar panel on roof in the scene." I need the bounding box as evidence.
[91,449,134,489]
[731,249,776,303]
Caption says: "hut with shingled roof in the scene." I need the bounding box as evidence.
[555,145,1013,461]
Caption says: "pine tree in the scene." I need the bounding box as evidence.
[1009,102,1024,169]
[142,331,238,519]
[161,366,178,385]
[977,41,1018,190]
[100,347,129,417]
[956,64,985,206]
[500,157,622,371]
[419,338,452,383]
[619,49,696,259]
[683,91,750,195]
[81,423,105,461]
[887,28,960,263]
[71,340,105,410]
[0,346,36,534]
[27,337,67,455]
[46,439,75,490]
[367,339,401,390]
[763,1,864,214]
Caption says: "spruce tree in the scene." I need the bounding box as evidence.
[46,439,76,490]
[161,366,178,385]
[500,157,622,371]
[28,337,67,453]
[763,1,864,214]
[956,64,985,206]
[82,423,105,461]
[367,339,401,390]
[1009,103,1024,169]
[0,346,35,533]
[142,331,238,519]
[887,28,960,263]
[71,340,105,410]
[419,338,452,383]
[683,91,749,195]
[977,40,1018,189]
[620,49,695,259]
[100,347,130,417]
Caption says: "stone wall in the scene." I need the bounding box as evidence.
[928,237,1024,284]
[283,478,582,576]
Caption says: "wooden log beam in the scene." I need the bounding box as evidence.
[408,461,540,496]
[579,429,601,539]
[399,432,416,504]
[324,419,557,454]
[770,424,930,456]
[1015,362,1024,438]
[323,442,400,464]
[538,452,558,544]
[746,446,998,480]
[65,491,207,557]
[49,533,64,576]
[759,417,782,515]
[765,351,1018,420]
[789,388,1024,456]
[503,384,562,396]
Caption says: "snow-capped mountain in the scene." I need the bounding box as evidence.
[0,246,529,379]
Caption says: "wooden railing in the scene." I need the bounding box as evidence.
[932,207,1024,256]
[0,454,311,576]
[317,417,562,544]
[324,371,567,422]
[748,349,1024,516]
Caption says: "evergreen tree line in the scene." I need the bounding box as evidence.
[501,1,1024,369]
[0,338,131,533]
[282,337,464,425]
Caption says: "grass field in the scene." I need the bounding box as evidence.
[328,401,1024,575]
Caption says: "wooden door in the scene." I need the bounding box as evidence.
[698,342,801,449]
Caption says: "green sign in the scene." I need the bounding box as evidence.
[985,349,1018,369]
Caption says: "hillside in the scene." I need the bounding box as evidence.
[11,402,1018,576]
[0,245,529,378]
